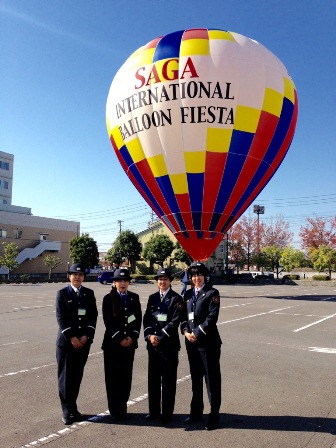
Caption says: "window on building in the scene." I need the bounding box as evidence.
[0,228,7,238]
[13,229,22,239]
[219,244,224,253]
[1,199,7,204]
[0,161,10,170]
[40,234,48,241]
[0,180,9,189]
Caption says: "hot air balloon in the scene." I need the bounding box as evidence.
[106,28,298,261]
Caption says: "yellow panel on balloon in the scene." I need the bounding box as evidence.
[110,126,124,151]
[170,173,188,194]
[262,88,283,117]
[147,154,168,177]
[185,151,206,173]
[206,128,232,153]
[284,77,295,104]
[128,47,156,66]
[127,138,146,163]
[208,30,236,41]
[234,106,261,133]
[180,39,209,56]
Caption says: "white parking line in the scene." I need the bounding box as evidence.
[20,374,192,448]
[293,313,336,332]
[218,306,296,325]
[0,340,28,347]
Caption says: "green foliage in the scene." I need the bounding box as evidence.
[142,234,174,268]
[281,246,307,272]
[0,242,19,280]
[174,242,193,265]
[261,245,282,271]
[69,233,99,269]
[309,245,336,278]
[312,274,330,281]
[107,230,142,266]
[44,254,62,279]
[283,274,300,280]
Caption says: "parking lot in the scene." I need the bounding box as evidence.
[1,281,336,448]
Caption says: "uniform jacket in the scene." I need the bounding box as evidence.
[180,285,222,351]
[101,289,142,351]
[143,288,184,352]
[56,285,98,347]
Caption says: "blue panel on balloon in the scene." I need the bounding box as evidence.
[128,165,164,216]
[209,213,223,231]
[172,213,187,232]
[219,215,235,233]
[230,161,270,216]
[187,173,204,212]
[156,175,180,214]
[196,231,204,239]
[264,98,294,165]
[192,211,202,231]
[119,145,134,168]
[214,153,245,214]
[153,30,184,62]
[229,130,254,156]
[161,215,177,233]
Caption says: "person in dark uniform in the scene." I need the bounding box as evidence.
[101,268,142,422]
[56,263,98,425]
[180,267,189,297]
[181,262,222,430]
[143,268,184,424]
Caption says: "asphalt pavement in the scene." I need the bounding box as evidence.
[1,281,336,448]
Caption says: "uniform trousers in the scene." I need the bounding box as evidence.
[186,343,221,418]
[56,343,90,418]
[147,348,179,418]
[103,348,135,418]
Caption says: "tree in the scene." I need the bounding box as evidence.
[174,242,193,266]
[142,234,174,268]
[107,230,142,271]
[69,233,99,269]
[229,215,258,270]
[299,216,336,251]
[44,254,62,280]
[261,216,293,249]
[0,242,19,280]
[280,247,307,273]
[261,245,282,276]
[309,245,336,278]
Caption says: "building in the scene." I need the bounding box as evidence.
[0,151,13,205]
[136,220,228,274]
[0,151,80,278]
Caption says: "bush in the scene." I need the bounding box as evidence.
[312,275,330,281]
[283,274,300,280]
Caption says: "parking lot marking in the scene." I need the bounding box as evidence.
[218,306,296,325]
[293,312,336,333]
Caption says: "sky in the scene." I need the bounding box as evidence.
[1,0,335,252]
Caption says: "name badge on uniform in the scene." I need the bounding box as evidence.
[188,312,194,321]
[128,314,136,323]
[78,308,86,316]
[157,313,168,322]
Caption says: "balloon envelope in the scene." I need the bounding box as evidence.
[106,28,298,261]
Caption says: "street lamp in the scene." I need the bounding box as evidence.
[253,205,265,268]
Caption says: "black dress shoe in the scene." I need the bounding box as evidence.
[62,416,74,425]
[185,415,202,424]
[161,415,172,424]
[205,417,219,430]
[145,414,159,421]
[73,412,84,422]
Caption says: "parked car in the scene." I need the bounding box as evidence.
[98,271,114,285]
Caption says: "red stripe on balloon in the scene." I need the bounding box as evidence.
[175,193,193,230]
[202,151,228,229]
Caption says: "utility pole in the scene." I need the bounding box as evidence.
[117,220,123,234]
[253,205,265,269]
